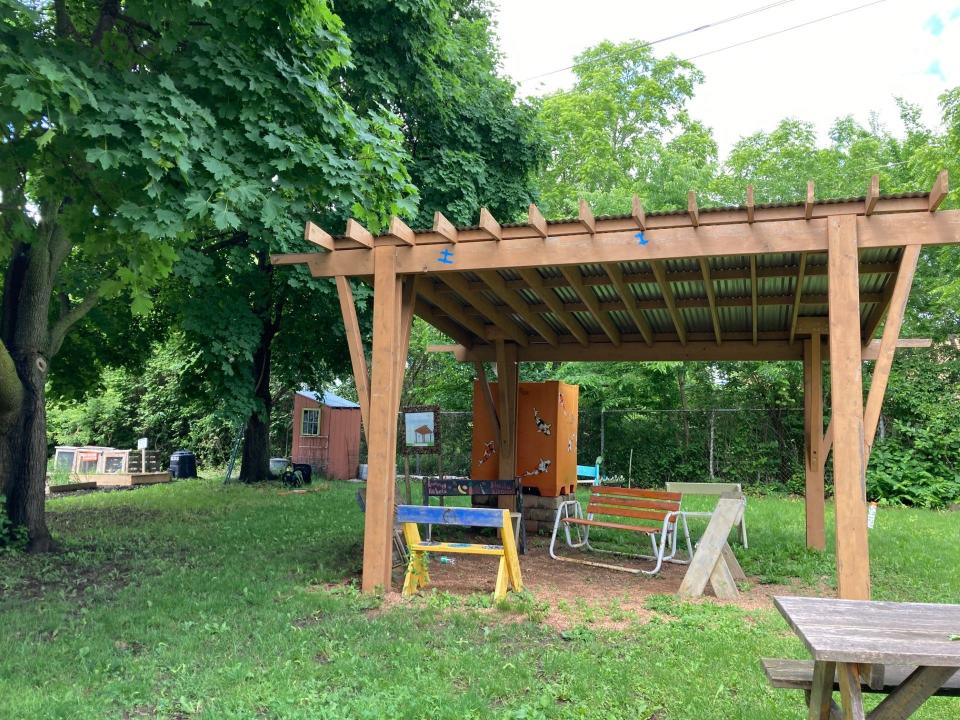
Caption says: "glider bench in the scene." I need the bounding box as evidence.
[549,486,693,575]
[397,505,522,601]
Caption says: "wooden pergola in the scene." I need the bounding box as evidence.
[272,172,957,599]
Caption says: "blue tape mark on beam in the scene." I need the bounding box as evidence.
[635,231,648,245]
[397,504,505,528]
[437,248,454,264]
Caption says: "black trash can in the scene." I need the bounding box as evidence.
[169,450,197,479]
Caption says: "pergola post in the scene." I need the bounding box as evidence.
[827,215,870,600]
[495,340,519,510]
[361,246,405,592]
[803,334,826,551]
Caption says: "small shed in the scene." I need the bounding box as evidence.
[291,389,362,480]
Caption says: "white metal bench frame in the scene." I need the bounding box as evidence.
[548,490,693,575]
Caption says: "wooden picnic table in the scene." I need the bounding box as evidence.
[774,596,960,719]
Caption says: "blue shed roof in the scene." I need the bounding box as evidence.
[297,389,360,409]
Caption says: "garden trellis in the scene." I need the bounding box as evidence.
[273,173,957,601]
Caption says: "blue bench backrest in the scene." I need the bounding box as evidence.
[396,504,506,528]
[577,457,602,484]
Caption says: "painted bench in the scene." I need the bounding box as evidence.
[397,505,522,601]
[576,456,602,486]
[549,486,693,575]
[665,481,748,547]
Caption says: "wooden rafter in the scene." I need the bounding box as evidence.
[578,199,595,234]
[345,218,374,248]
[865,175,880,216]
[417,282,489,340]
[517,269,588,346]
[559,265,621,346]
[479,208,502,241]
[861,249,908,343]
[386,216,416,246]
[750,255,759,345]
[415,300,475,348]
[788,252,808,345]
[306,221,335,251]
[433,212,458,243]
[477,270,558,346]
[631,195,646,229]
[436,273,528,346]
[698,258,721,344]
[746,185,755,223]
[602,262,654,345]
[688,191,699,227]
[650,260,687,345]
[528,204,548,238]
[929,170,948,211]
[805,181,815,220]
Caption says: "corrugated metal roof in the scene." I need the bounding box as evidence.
[297,389,360,408]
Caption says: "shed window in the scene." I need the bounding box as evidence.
[301,408,320,436]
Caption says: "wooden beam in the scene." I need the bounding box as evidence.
[475,361,500,446]
[433,211,458,243]
[478,207,502,241]
[631,195,646,229]
[750,255,758,345]
[746,185,755,223]
[803,335,826,551]
[415,301,476,348]
[865,175,879,216]
[827,214,870,601]
[602,262,654,345]
[386,216,416,246]
[477,270,558,346]
[688,191,699,227]
[863,244,920,460]
[436,272,529,346]
[305,221,335,251]
[495,341,519,510]
[578,199,595,234]
[559,265,621,346]
[929,169,948,211]
[517,269,588,346]
[362,245,401,592]
[795,316,830,335]
[293,210,960,278]
[651,260,687,346]
[335,276,370,444]
[698,258,721,344]
[788,252,808,345]
[394,277,417,409]
[528,203,548,238]
[805,181,815,220]
[437,336,930,363]
[345,218,374,249]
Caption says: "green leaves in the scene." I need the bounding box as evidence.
[12,87,43,114]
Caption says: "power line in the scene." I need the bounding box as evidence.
[685,0,891,60]
[518,0,798,83]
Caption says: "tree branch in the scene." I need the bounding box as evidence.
[53,0,80,39]
[90,0,121,48]
[48,291,100,358]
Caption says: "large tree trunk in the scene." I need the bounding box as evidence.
[238,329,273,483]
[238,254,283,483]
[1,226,55,551]
[0,341,23,415]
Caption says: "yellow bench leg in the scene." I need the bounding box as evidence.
[494,557,509,601]
[402,550,430,596]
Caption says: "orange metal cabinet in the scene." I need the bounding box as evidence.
[471,381,579,496]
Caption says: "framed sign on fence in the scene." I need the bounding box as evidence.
[401,405,441,455]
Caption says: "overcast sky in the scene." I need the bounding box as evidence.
[492,0,958,159]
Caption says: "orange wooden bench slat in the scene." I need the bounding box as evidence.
[585,503,674,523]
[587,496,680,512]
[591,487,682,502]
[562,517,661,534]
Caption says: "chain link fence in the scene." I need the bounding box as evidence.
[369,408,809,490]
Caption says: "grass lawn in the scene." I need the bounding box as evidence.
[1,478,958,719]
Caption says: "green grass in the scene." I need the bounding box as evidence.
[0,479,957,719]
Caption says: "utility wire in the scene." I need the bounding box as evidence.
[518,0,798,82]
[685,0,891,60]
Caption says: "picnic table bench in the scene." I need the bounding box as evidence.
[765,595,960,719]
